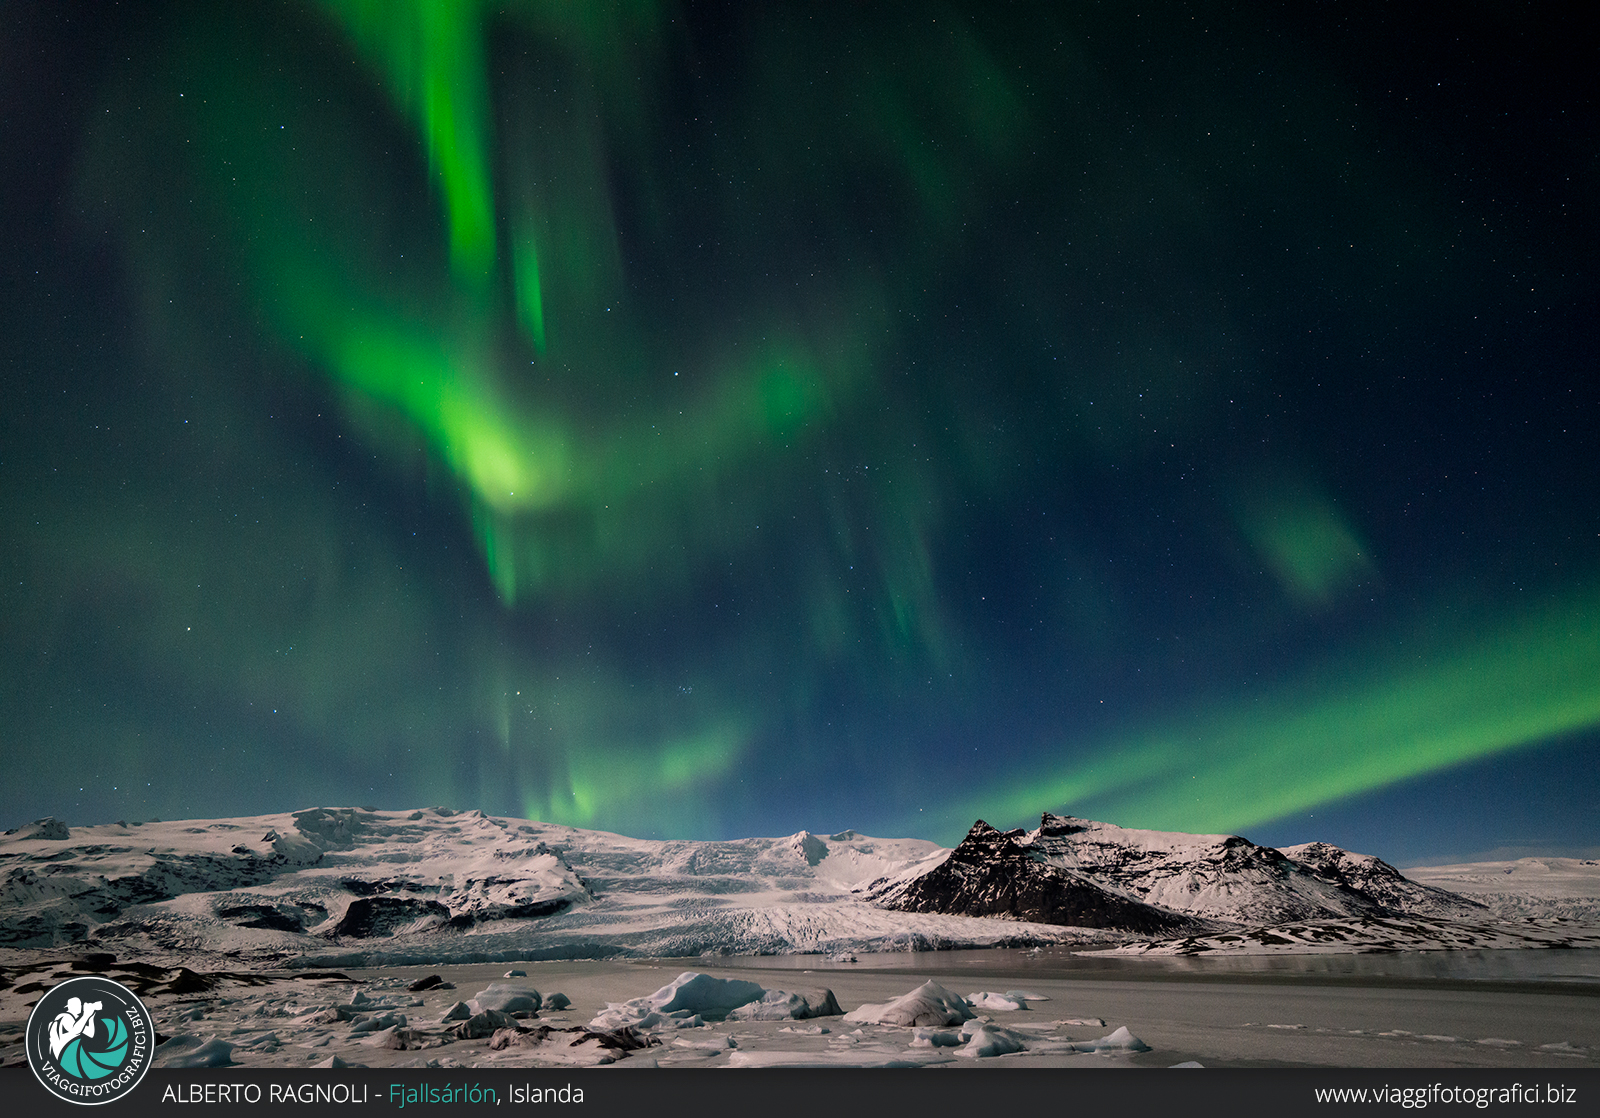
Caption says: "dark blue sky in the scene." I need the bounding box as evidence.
[2,1,1595,865]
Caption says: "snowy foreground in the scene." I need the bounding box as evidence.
[3,951,1597,1070]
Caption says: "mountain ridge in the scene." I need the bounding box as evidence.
[6,805,1575,968]
[871,813,1487,929]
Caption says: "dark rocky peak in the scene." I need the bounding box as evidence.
[877,819,1202,934]
[1036,814,1092,837]
[289,807,371,849]
[885,812,1494,927]
[1206,834,1293,873]
[950,821,1030,861]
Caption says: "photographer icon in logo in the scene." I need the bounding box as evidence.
[27,975,155,1105]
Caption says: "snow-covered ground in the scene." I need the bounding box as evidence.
[1405,857,1600,924]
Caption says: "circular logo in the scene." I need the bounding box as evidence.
[26,976,156,1106]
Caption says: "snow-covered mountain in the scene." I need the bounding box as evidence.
[0,807,1071,967]
[867,821,1202,934]
[873,814,1487,926]
[1,806,1557,969]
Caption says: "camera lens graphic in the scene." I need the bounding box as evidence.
[27,976,155,1105]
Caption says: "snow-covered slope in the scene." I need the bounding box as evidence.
[0,808,1091,968]
[0,808,590,955]
[875,815,1487,927]
[1403,857,1600,924]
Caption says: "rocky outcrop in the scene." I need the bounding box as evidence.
[329,896,452,938]
[873,813,1487,931]
[874,821,1199,933]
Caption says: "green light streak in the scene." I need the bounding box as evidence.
[524,722,746,833]
[312,0,496,281]
[467,340,846,603]
[332,320,570,511]
[942,586,1600,840]
[171,3,872,605]
[512,233,547,353]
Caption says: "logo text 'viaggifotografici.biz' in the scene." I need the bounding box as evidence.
[27,976,156,1105]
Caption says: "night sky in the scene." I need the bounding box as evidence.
[3,1,1595,865]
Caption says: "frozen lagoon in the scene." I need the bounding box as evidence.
[6,947,1595,1071]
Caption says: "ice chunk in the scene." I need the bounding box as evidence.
[453,1009,518,1039]
[955,1022,1028,1058]
[646,972,765,1017]
[966,991,1027,1011]
[471,983,541,1015]
[349,1012,405,1033]
[727,988,842,1021]
[1071,1025,1150,1053]
[843,980,975,1027]
[589,971,764,1030]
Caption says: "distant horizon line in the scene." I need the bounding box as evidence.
[6,801,1599,870]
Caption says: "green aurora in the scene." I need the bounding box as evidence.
[936,585,1600,840]
[1,1,1595,861]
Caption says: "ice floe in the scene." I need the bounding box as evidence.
[843,980,975,1027]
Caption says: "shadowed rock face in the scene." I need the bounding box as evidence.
[330,897,451,938]
[877,822,1197,933]
[217,905,307,932]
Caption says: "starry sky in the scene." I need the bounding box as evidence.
[2,1,1595,865]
